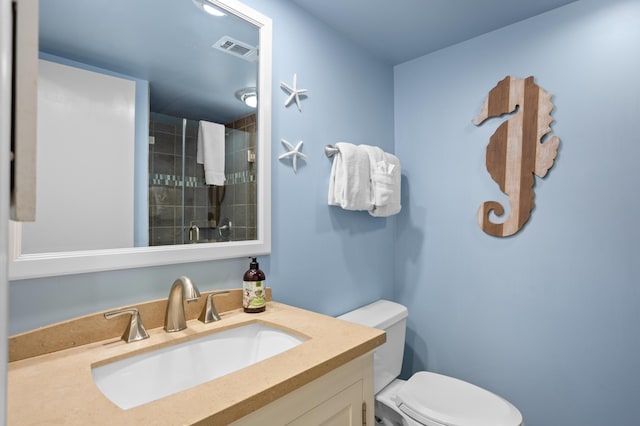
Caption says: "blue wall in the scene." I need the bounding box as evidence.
[9,0,395,333]
[394,0,640,425]
[243,0,396,315]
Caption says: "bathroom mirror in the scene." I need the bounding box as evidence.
[9,0,272,279]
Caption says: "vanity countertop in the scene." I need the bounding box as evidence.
[8,301,385,425]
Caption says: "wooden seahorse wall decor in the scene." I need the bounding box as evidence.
[473,76,560,237]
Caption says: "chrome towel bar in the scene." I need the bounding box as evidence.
[324,145,340,158]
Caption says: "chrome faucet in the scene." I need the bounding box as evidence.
[199,290,230,324]
[188,223,200,243]
[164,276,201,332]
[104,307,149,343]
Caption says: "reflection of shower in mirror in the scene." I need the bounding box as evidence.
[218,218,232,242]
[148,112,256,246]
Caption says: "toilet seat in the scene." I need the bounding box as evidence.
[395,372,523,426]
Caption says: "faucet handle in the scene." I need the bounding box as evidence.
[188,222,200,242]
[104,308,150,343]
[199,291,230,324]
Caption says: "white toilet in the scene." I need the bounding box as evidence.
[339,300,523,426]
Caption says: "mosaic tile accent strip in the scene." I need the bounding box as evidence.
[149,172,254,187]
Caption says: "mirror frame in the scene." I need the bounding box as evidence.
[9,0,272,280]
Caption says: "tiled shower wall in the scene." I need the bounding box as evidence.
[148,112,257,245]
[221,114,257,242]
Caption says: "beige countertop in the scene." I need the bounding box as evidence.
[8,298,385,425]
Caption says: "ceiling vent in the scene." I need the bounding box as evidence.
[213,36,258,61]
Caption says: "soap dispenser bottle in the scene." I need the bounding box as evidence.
[243,257,266,313]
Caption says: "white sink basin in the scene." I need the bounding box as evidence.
[92,322,306,409]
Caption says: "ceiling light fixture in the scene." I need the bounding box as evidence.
[192,0,226,17]
[236,87,257,108]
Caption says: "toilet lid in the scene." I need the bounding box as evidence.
[395,372,522,426]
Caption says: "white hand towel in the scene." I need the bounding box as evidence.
[197,120,225,186]
[369,152,402,217]
[328,142,373,211]
[361,145,387,206]
[362,145,401,217]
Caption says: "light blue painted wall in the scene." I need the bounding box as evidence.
[9,0,395,334]
[242,0,396,315]
[394,1,640,425]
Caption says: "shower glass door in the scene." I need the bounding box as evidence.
[147,112,257,246]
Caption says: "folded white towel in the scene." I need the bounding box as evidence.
[360,144,401,217]
[368,150,401,217]
[197,120,225,185]
[328,142,373,211]
[360,145,386,206]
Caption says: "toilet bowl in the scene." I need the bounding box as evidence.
[338,300,523,426]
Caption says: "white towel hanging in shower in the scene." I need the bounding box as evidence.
[197,120,225,185]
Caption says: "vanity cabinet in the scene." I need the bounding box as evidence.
[8,301,385,425]
[231,353,375,426]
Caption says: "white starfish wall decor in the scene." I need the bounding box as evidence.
[279,139,307,173]
[280,73,308,112]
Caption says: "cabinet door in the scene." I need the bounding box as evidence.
[231,353,374,426]
[287,381,363,426]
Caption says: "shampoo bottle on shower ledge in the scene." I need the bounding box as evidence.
[243,257,266,313]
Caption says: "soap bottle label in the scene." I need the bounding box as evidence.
[243,280,266,310]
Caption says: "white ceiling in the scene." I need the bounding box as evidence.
[40,0,581,122]
[40,0,260,123]
[288,0,580,65]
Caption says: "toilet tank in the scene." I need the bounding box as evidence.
[338,300,408,394]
